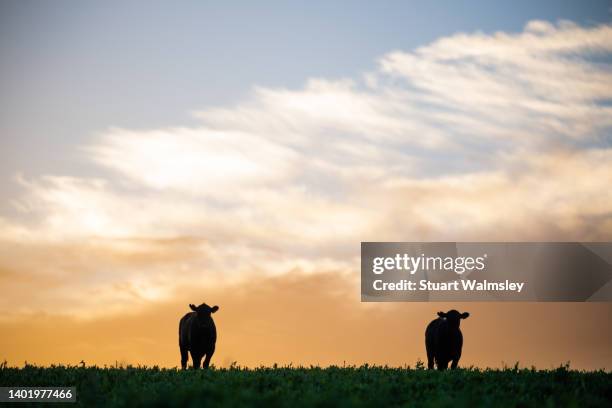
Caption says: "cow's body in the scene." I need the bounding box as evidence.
[179,303,218,369]
[425,310,469,370]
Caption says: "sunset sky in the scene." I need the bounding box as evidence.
[1,1,611,370]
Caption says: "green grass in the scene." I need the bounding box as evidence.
[1,363,610,407]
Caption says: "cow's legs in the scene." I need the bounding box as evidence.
[426,349,435,369]
[180,346,188,370]
[202,346,215,369]
[451,359,459,369]
[191,352,202,369]
[437,359,449,370]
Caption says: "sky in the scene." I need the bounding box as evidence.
[1,1,612,369]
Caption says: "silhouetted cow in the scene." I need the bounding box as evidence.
[425,309,469,370]
[179,302,219,369]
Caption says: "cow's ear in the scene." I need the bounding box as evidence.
[189,304,197,311]
[461,312,470,319]
[437,311,446,318]
[211,305,219,313]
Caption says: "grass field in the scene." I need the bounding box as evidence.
[1,363,611,407]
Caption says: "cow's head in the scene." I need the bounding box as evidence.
[189,303,219,323]
[437,309,469,328]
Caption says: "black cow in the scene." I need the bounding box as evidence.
[425,309,469,370]
[179,302,219,369]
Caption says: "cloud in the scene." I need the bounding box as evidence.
[377,148,612,241]
[379,20,612,143]
[1,20,612,320]
[85,127,300,194]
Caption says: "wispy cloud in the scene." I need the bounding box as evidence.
[380,20,612,143]
[1,20,612,318]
